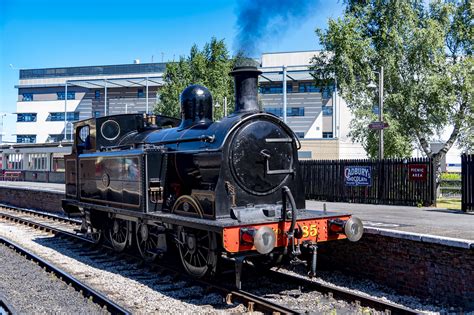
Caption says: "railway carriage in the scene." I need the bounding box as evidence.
[62,63,363,287]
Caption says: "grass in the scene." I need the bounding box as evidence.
[436,198,462,210]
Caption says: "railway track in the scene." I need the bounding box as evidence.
[0,204,417,314]
[0,204,295,314]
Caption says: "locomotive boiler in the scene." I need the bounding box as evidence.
[62,63,363,287]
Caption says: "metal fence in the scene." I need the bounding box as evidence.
[461,154,474,212]
[300,158,436,206]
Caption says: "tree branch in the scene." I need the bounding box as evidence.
[416,132,432,157]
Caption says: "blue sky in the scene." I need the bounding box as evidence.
[0,0,343,142]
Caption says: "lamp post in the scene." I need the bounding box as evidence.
[368,66,384,160]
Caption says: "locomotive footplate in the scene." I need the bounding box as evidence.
[63,198,355,233]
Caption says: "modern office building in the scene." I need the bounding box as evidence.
[16,61,165,143]
[14,51,367,159]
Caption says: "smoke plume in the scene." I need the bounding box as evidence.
[234,0,319,56]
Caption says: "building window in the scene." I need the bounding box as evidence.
[5,153,23,170]
[294,132,304,138]
[298,82,320,93]
[287,107,304,116]
[322,105,333,116]
[17,135,36,144]
[95,90,100,99]
[322,86,334,99]
[17,113,37,122]
[49,112,79,121]
[265,107,304,117]
[22,93,33,101]
[259,84,293,94]
[57,92,76,100]
[137,89,144,98]
[28,153,48,171]
[322,132,333,138]
[47,134,64,143]
[94,111,101,118]
[52,156,65,172]
[265,108,283,117]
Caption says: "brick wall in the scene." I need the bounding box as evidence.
[319,233,474,309]
[0,187,63,213]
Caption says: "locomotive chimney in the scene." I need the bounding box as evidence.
[230,60,262,113]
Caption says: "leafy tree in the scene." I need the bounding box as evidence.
[155,38,235,120]
[311,0,473,178]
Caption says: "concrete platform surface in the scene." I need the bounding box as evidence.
[307,200,474,242]
[0,181,472,244]
[0,181,64,193]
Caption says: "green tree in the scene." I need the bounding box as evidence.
[155,38,235,120]
[311,0,473,175]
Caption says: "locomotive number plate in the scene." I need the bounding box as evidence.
[301,224,318,238]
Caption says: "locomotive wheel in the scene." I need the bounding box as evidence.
[136,223,161,262]
[173,196,217,278]
[109,218,130,252]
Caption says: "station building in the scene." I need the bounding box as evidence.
[13,51,367,161]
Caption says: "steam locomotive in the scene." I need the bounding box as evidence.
[62,64,363,287]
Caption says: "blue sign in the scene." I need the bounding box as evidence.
[344,166,372,186]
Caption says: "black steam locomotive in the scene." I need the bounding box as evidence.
[62,64,363,287]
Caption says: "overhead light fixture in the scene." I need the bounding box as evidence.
[367,81,377,89]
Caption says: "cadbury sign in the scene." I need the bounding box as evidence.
[344,166,372,186]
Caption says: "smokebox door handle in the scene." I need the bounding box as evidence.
[260,149,294,175]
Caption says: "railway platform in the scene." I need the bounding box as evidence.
[307,200,474,245]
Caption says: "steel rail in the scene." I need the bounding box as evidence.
[0,291,16,315]
[0,236,130,315]
[0,203,80,226]
[266,269,417,315]
[0,208,298,314]
[0,211,90,243]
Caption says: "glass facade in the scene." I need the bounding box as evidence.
[299,82,320,93]
[49,112,80,121]
[322,105,333,116]
[260,84,293,94]
[17,135,36,143]
[20,63,166,79]
[17,113,37,122]
[57,92,76,100]
[265,107,305,117]
[22,93,33,101]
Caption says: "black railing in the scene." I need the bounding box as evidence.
[461,154,474,212]
[300,158,436,206]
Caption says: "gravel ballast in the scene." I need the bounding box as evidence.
[0,241,107,314]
